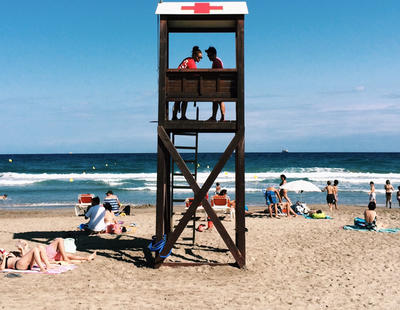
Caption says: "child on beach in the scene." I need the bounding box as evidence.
[364,201,378,230]
[333,180,339,210]
[369,181,376,203]
[215,182,221,195]
[322,181,335,212]
[384,180,394,208]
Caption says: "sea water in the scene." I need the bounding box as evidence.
[0,153,399,210]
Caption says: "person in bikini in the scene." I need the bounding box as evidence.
[322,181,335,212]
[384,180,394,208]
[18,239,96,263]
[279,175,297,217]
[1,246,49,272]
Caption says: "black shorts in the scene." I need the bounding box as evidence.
[327,194,335,204]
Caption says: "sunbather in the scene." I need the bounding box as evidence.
[17,239,96,263]
[1,246,49,272]
[279,202,297,217]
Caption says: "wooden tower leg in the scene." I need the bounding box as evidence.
[156,136,167,242]
[235,134,246,265]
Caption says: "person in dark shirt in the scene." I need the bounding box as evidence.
[205,47,225,121]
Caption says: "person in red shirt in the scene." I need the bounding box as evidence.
[205,47,225,121]
[172,46,203,120]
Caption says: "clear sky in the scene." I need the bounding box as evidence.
[1,0,399,153]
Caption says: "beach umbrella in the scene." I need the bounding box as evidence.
[280,180,320,201]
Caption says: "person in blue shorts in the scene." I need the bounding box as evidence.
[264,186,282,218]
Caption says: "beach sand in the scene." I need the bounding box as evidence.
[1,205,400,309]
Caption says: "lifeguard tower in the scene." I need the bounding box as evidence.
[154,1,248,268]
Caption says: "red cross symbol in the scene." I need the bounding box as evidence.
[181,3,223,14]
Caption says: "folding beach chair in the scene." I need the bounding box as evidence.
[211,196,235,220]
[74,194,94,216]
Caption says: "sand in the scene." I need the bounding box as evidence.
[1,204,400,310]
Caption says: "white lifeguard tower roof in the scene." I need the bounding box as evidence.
[156,2,248,32]
[156,2,248,15]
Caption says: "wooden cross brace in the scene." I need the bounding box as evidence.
[156,126,245,267]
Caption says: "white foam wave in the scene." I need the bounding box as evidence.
[2,202,74,208]
[0,172,157,187]
[1,168,399,189]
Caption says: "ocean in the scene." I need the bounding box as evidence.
[1,153,399,210]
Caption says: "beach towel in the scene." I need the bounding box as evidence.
[302,214,333,220]
[1,264,76,274]
[343,225,400,234]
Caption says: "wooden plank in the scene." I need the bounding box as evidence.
[166,97,236,102]
[235,18,246,265]
[165,145,172,234]
[164,121,236,133]
[156,127,245,267]
[235,133,246,261]
[155,136,166,242]
[236,18,245,130]
[158,19,168,125]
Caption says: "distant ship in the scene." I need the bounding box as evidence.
[281,149,289,153]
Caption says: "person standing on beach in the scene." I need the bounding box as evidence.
[264,186,282,218]
[397,186,400,207]
[369,181,376,203]
[172,46,203,120]
[279,174,292,206]
[205,46,225,121]
[384,180,394,208]
[322,181,335,212]
[333,180,339,210]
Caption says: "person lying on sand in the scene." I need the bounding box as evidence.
[1,246,50,272]
[279,202,297,217]
[17,239,96,263]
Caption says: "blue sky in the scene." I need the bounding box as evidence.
[1,0,399,153]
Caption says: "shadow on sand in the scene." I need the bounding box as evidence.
[13,230,154,268]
